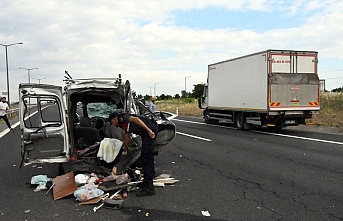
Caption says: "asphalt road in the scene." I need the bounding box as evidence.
[0,115,342,221]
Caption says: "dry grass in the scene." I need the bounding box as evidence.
[312,93,343,127]
[156,99,203,116]
[157,93,343,128]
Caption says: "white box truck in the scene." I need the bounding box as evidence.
[198,49,320,129]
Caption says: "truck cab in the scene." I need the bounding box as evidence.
[19,76,176,174]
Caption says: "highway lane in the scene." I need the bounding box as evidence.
[0,114,342,220]
[172,116,343,220]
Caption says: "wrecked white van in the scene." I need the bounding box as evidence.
[19,75,176,175]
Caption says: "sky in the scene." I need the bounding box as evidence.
[1,0,343,103]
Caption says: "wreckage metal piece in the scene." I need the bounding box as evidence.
[93,190,121,212]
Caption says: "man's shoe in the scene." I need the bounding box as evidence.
[136,179,155,197]
[9,128,14,132]
[136,187,155,197]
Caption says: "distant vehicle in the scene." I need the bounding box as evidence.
[18,75,176,174]
[198,49,320,130]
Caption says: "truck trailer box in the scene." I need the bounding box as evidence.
[200,49,320,129]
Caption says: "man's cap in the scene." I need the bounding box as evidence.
[109,112,119,121]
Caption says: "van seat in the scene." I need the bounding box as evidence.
[75,117,101,146]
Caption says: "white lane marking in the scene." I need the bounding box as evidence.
[173,118,343,145]
[254,130,343,145]
[176,131,212,142]
[173,118,236,129]
[0,111,38,139]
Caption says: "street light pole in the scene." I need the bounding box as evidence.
[148,86,152,96]
[32,77,46,84]
[185,76,191,92]
[154,83,159,96]
[0,42,23,106]
[19,67,38,83]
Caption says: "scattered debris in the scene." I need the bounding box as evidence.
[53,172,77,201]
[74,186,104,202]
[93,189,122,212]
[31,175,52,192]
[79,194,109,205]
[75,174,90,186]
[45,183,55,195]
[153,182,165,187]
[103,198,124,210]
[201,210,211,217]
[27,170,178,212]
[24,210,31,214]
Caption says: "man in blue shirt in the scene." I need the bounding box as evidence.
[109,112,158,197]
[149,96,156,112]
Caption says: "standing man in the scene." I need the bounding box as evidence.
[0,97,13,131]
[109,112,158,197]
[149,96,156,113]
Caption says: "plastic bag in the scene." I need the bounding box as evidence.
[74,188,104,202]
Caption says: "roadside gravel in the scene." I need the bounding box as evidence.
[286,124,343,135]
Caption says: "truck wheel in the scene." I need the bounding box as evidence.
[204,112,211,124]
[235,113,244,130]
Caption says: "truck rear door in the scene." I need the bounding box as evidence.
[268,51,319,111]
[19,84,69,166]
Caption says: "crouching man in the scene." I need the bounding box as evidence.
[109,112,158,197]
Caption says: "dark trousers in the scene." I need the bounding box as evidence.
[141,122,158,180]
[0,114,11,129]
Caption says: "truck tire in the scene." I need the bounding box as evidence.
[204,111,211,124]
[235,113,245,130]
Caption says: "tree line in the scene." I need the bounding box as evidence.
[134,83,205,100]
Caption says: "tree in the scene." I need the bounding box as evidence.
[181,90,187,98]
[174,94,180,99]
[331,87,343,92]
[144,94,151,101]
[160,94,166,100]
[192,83,205,98]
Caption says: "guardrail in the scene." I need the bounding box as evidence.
[4,106,35,119]
[7,108,19,118]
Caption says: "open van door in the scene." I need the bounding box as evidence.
[19,83,69,166]
[134,99,176,152]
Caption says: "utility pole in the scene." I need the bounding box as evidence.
[32,77,46,84]
[185,76,191,92]
[19,67,39,83]
[0,42,23,106]
[154,83,159,96]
